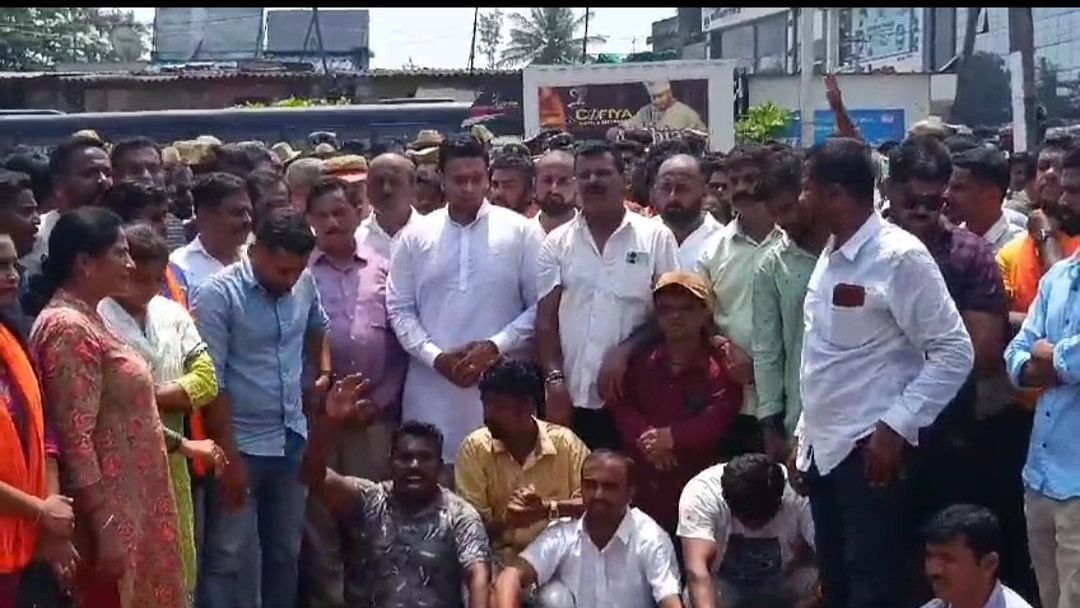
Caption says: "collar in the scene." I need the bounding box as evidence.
[833,211,885,262]
[683,212,722,240]
[238,257,266,294]
[576,206,634,237]
[731,218,782,247]
[311,236,371,268]
[190,235,240,265]
[649,342,710,374]
[491,418,558,459]
[364,206,416,239]
[577,508,635,550]
[979,213,1011,245]
[779,232,818,259]
[447,200,492,228]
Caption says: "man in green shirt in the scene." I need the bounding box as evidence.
[751,150,830,463]
[700,144,783,454]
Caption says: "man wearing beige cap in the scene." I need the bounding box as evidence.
[621,80,707,133]
[324,154,370,220]
[285,157,324,212]
[607,271,742,534]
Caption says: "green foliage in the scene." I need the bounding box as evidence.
[0,8,149,70]
[477,9,504,70]
[236,96,352,109]
[499,8,607,67]
[735,102,793,144]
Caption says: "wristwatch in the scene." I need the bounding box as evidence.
[544,370,565,386]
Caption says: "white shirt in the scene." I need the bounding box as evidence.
[387,202,541,462]
[355,207,417,260]
[658,212,724,272]
[20,209,60,277]
[522,508,682,608]
[537,210,680,410]
[677,463,815,581]
[919,582,1033,608]
[169,235,239,297]
[796,212,974,475]
[973,212,1027,254]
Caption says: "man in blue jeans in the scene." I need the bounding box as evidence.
[194,208,330,608]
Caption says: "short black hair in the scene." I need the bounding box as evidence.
[805,138,876,204]
[253,208,316,256]
[192,172,246,214]
[123,222,169,265]
[724,143,770,171]
[245,169,288,206]
[0,169,33,210]
[110,137,160,167]
[305,176,350,213]
[49,135,107,181]
[1041,134,1073,156]
[952,147,1010,197]
[877,140,901,157]
[3,149,51,203]
[392,420,444,460]
[478,359,545,410]
[922,504,1002,562]
[720,454,786,524]
[1063,147,1080,171]
[582,449,637,486]
[490,153,534,183]
[702,154,726,177]
[943,135,980,155]
[574,140,625,175]
[438,134,489,172]
[758,149,804,201]
[1010,151,1037,181]
[889,136,953,185]
[101,182,169,224]
[212,142,275,177]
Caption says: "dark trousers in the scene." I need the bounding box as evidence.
[572,407,622,451]
[807,448,914,608]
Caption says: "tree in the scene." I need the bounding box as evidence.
[499,7,607,67]
[477,9,504,70]
[950,51,1011,127]
[0,8,148,70]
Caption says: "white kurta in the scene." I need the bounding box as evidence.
[387,202,542,462]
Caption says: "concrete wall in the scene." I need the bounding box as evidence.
[748,72,957,132]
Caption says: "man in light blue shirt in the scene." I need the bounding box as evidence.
[194,208,329,608]
[1004,147,1080,608]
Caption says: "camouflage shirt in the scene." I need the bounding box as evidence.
[343,479,490,608]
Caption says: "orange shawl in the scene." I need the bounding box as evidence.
[0,323,46,572]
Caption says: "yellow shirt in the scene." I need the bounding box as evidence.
[455,419,590,560]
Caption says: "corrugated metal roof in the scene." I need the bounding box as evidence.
[364,67,521,78]
[0,66,521,83]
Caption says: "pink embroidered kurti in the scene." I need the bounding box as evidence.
[30,290,185,608]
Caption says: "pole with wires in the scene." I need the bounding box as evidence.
[582,8,590,63]
[469,7,479,72]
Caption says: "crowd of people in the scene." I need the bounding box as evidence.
[0,77,1077,608]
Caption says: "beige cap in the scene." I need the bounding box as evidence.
[162,146,182,168]
[285,157,325,189]
[654,271,713,311]
[646,80,672,97]
[323,154,368,183]
[910,115,946,137]
[271,142,301,164]
[410,129,445,151]
[195,134,223,147]
[407,146,439,165]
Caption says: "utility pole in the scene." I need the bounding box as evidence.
[799,7,817,145]
[468,7,479,72]
[825,8,840,72]
[1008,7,1037,151]
[313,8,333,94]
[582,8,590,63]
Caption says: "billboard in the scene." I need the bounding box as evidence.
[522,60,738,151]
[783,109,906,146]
[839,7,925,72]
[537,79,709,141]
[701,7,789,32]
[153,8,265,62]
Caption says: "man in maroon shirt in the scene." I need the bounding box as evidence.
[608,271,742,534]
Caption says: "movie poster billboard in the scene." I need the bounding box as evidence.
[536,78,710,142]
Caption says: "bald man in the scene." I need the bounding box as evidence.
[355,153,419,258]
[653,154,724,270]
[533,149,579,235]
[621,80,707,133]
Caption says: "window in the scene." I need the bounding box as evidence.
[721,24,755,59]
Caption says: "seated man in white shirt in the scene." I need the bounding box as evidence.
[679,454,817,608]
[494,450,683,608]
[920,504,1032,608]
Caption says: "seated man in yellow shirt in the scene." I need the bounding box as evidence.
[456,359,590,564]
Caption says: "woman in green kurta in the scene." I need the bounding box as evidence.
[97,224,221,603]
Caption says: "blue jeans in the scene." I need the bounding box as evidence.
[198,431,308,608]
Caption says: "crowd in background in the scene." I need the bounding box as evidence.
[0,75,1077,608]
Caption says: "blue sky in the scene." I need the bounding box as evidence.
[128,7,676,69]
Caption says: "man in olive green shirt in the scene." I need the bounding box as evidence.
[750,152,830,462]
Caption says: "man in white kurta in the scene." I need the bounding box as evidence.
[387,137,541,465]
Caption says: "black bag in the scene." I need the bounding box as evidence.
[15,562,72,608]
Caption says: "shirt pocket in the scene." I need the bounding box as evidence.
[825,287,889,349]
[613,257,654,302]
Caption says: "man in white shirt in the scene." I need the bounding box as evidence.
[169,172,253,295]
[920,504,1033,608]
[536,140,679,450]
[794,138,973,608]
[945,146,1026,253]
[494,450,684,608]
[532,150,578,236]
[652,154,724,271]
[22,135,113,276]
[679,454,817,608]
[387,134,541,473]
[355,152,418,259]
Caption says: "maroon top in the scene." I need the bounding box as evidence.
[608,343,742,532]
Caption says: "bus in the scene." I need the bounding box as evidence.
[0,101,473,151]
